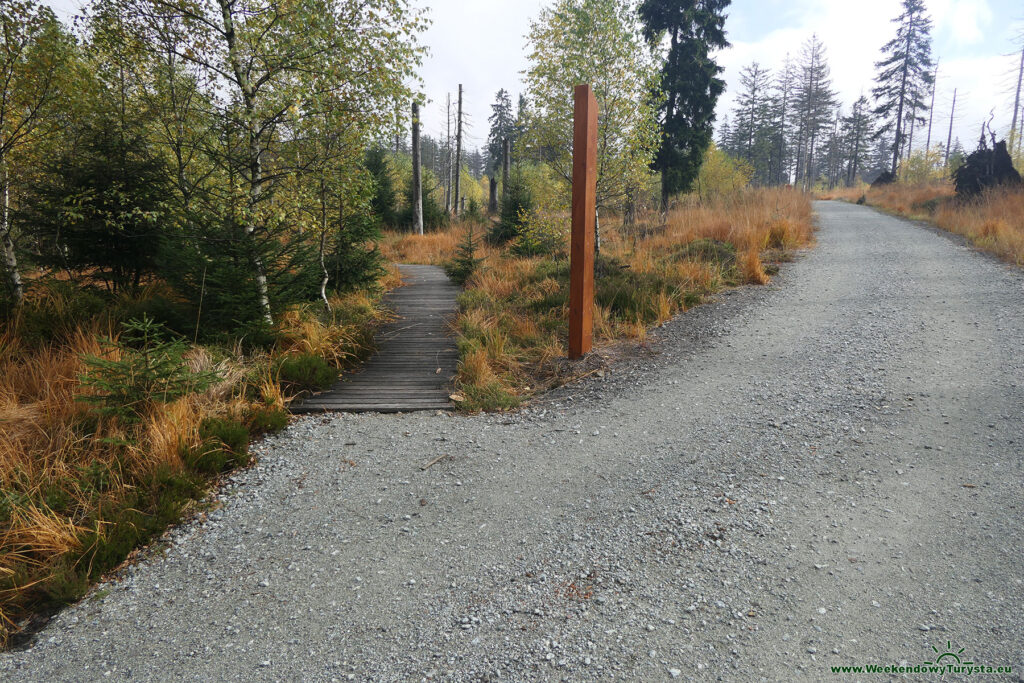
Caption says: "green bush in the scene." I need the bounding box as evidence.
[445,227,484,285]
[184,418,251,474]
[13,281,108,346]
[594,256,679,323]
[200,418,249,455]
[246,407,290,434]
[672,238,737,269]
[78,316,219,421]
[112,293,194,337]
[511,208,566,257]
[489,168,533,244]
[275,353,337,395]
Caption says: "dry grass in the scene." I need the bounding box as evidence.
[379,228,462,265]
[0,287,390,644]
[406,187,815,410]
[824,181,1024,265]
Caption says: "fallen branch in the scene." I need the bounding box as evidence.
[420,453,451,471]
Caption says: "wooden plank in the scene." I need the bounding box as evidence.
[291,263,459,414]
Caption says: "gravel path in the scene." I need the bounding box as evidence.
[3,201,1022,682]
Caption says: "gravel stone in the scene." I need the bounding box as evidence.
[1,202,1021,681]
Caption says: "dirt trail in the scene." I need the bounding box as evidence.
[2,201,1022,682]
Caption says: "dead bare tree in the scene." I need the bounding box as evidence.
[453,84,463,216]
[412,100,423,235]
[1012,42,1023,156]
[944,88,957,169]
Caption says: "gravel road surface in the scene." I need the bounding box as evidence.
[3,201,1022,681]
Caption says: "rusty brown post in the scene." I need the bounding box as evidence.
[569,84,597,360]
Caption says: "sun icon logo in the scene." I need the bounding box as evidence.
[924,641,974,667]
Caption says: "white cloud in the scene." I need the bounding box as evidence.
[41,0,1018,153]
[716,0,1016,147]
[931,0,994,46]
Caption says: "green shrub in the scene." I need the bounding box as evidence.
[200,418,249,455]
[672,238,737,269]
[13,281,108,346]
[511,209,566,257]
[77,316,219,421]
[183,418,250,474]
[445,227,484,285]
[594,256,679,323]
[112,294,194,337]
[489,168,534,244]
[275,353,337,395]
[246,407,290,434]
[460,380,521,412]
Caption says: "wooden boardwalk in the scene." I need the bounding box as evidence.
[292,265,459,413]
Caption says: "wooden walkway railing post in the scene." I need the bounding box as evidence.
[569,84,598,360]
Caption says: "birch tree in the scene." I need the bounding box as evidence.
[0,1,72,305]
[121,0,424,325]
[523,0,661,249]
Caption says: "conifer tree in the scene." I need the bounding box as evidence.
[639,0,731,210]
[792,35,837,190]
[871,0,934,177]
[487,90,515,174]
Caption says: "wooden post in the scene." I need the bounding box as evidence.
[411,100,423,235]
[569,84,597,360]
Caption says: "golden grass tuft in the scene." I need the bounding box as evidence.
[0,277,395,643]
[741,250,770,285]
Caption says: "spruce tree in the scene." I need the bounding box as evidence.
[487,90,516,174]
[729,62,774,184]
[639,0,731,210]
[871,0,934,177]
[841,96,876,186]
[792,35,837,191]
[769,56,797,185]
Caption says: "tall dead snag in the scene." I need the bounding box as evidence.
[1012,45,1023,156]
[453,84,463,216]
[444,93,452,213]
[925,59,938,152]
[411,100,423,235]
[501,137,511,200]
[944,88,957,169]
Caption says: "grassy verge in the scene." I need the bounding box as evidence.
[822,183,1024,265]
[381,187,814,411]
[0,273,396,645]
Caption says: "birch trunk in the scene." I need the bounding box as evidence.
[218,0,273,326]
[0,157,23,305]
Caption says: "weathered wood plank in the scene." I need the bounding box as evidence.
[291,264,459,414]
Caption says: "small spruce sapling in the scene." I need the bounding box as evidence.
[446,227,484,285]
[78,316,219,421]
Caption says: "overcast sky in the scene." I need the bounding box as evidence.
[45,0,1024,154]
